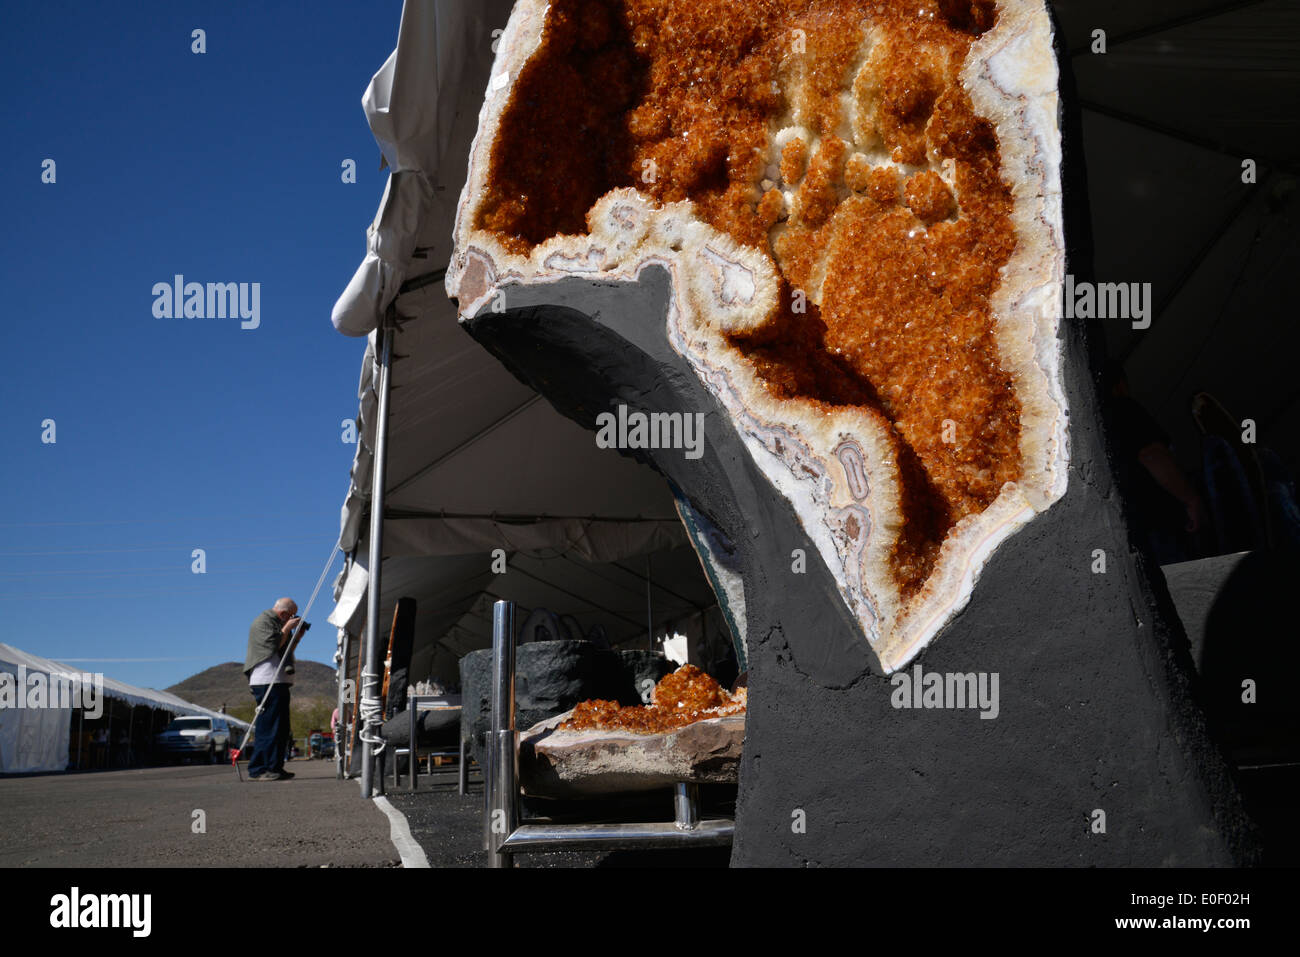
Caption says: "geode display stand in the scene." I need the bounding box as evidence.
[484,601,734,868]
[451,0,1255,865]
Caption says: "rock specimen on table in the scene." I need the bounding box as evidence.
[513,662,748,797]
[459,642,671,771]
[516,665,746,796]
[447,0,1068,671]
[520,711,744,797]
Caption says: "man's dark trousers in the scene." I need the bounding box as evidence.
[248,683,290,777]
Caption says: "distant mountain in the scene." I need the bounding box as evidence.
[165,660,337,712]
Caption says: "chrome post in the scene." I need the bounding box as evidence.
[674,782,700,830]
[335,621,351,781]
[409,697,417,792]
[333,556,353,781]
[487,600,517,868]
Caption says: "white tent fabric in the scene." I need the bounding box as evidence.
[0,643,247,773]
[331,0,514,337]
[0,645,71,774]
[335,258,688,561]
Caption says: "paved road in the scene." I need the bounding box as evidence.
[0,759,397,868]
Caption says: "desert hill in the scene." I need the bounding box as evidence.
[165,659,336,713]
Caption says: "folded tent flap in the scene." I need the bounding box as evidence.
[331,0,516,339]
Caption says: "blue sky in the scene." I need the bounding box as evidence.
[1,2,405,689]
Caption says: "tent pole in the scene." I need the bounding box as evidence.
[336,628,350,780]
[361,318,395,799]
[487,600,517,868]
[336,549,354,780]
[76,707,83,771]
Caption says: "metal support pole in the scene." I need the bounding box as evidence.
[458,736,468,796]
[75,707,83,771]
[674,782,700,830]
[335,627,350,780]
[335,551,354,782]
[360,320,394,799]
[646,555,653,651]
[409,697,417,792]
[487,600,517,868]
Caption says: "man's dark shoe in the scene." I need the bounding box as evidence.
[274,769,295,779]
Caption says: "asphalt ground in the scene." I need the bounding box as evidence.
[0,756,736,869]
[384,768,733,867]
[0,757,398,868]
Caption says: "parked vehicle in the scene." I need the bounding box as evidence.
[309,731,335,759]
[156,716,231,764]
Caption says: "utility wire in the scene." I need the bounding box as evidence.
[0,539,323,556]
[0,512,325,528]
[0,561,323,580]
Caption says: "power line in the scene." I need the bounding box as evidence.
[0,561,323,580]
[0,539,324,557]
[0,586,230,601]
[0,512,325,529]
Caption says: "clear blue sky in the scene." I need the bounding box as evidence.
[1,2,405,689]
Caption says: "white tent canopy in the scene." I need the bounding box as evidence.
[332,281,688,570]
[0,643,247,774]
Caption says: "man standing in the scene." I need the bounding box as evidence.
[244,598,303,781]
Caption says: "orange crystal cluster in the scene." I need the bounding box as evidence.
[480,0,1020,600]
[558,664,747,734]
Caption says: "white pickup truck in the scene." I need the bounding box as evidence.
[156,716,232,764]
